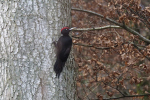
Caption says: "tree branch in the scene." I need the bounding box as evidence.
[71,25,121,31]
[73,43,119,50]
[102,93,150,100]
[71,8,150,44]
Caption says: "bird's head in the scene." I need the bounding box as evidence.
[61,27,76,35]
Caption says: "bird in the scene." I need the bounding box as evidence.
[53,27,75,78]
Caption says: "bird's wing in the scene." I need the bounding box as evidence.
[57,36,72,62]
[59,45,71,62]
[56,37,63,57]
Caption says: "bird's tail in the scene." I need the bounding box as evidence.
[54,58,65,78]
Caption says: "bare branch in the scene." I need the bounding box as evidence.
[73,43,119,50]
[71,25,121,31]
[71,8,150,44]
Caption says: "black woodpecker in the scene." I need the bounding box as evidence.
[54,27,74,78]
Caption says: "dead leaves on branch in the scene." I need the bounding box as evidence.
[71,0,150,99]
[73,30,150,99]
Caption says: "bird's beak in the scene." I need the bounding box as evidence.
[69,27,76,31]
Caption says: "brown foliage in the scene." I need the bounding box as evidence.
[71,0,150,99]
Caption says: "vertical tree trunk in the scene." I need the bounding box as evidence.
[0,0,76,100]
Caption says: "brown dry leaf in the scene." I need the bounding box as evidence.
[78,62,83,67]
[83,71,88,77]
[79,46,82,53]
[123,85,127,89]
[145,7,150,12]
[97,76,101,81]
[129,90,134,95]
[78,68,82,72]
[119,80,124,85]
[130,77,135,84]
[136,79,141,84]
[121,53,126,60]
[87,60,92,64]
[147,76,150,81]
[144,85,149,90]
[106,91,113,97]
[76,82,81,87]
[97,61,102,65]
[96,93,103,100]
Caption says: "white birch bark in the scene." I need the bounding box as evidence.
[0,0,76,100]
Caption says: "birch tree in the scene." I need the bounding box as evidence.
[0,0,75,100]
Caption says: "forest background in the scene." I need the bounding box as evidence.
[71,0,150,99]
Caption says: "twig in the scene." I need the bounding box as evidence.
[81,83,90,100]
[71,8,150,44]
[131,42,150,61]
[102,81,125,97]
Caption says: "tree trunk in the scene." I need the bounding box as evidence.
[0,0,76,100]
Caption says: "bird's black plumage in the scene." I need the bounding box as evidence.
[54,27,72,78]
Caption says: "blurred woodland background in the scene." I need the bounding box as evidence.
[71,0,150,99]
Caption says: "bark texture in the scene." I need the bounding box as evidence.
[0,0,75,100]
